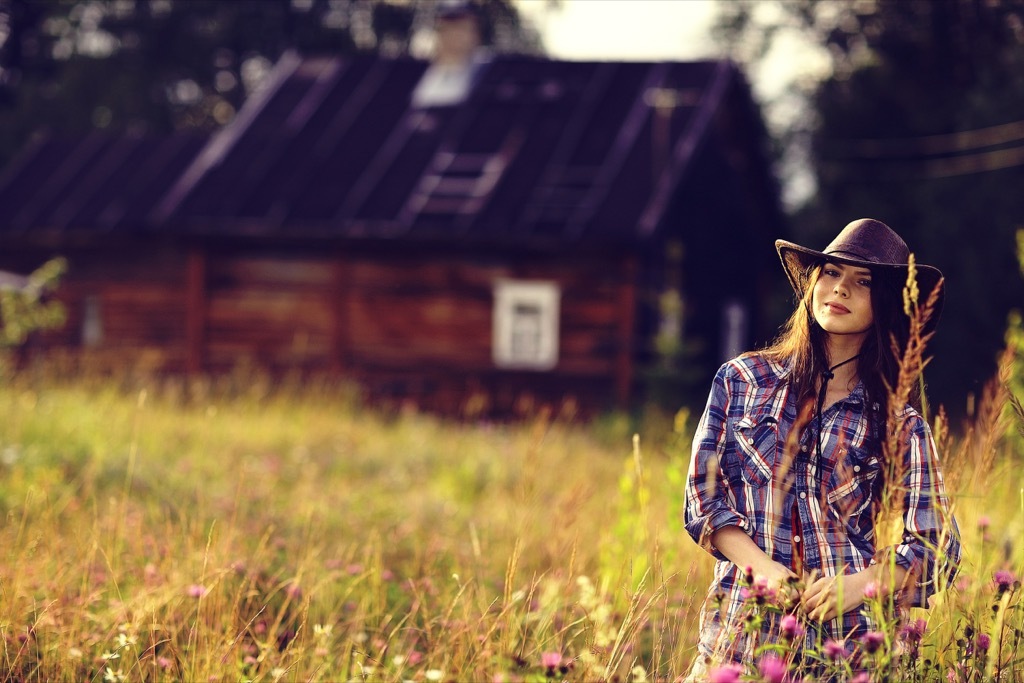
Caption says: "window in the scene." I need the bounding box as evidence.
[492,280,560,370]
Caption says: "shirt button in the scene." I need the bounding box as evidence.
[799,491,807,499]
[800,444,808,453]
[853,465,861,473]
[793,535,801,544]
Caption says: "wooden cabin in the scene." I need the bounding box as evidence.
[0,50,784,415]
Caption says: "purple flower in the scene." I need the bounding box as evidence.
[851,674,871,683]
[824,639,848,661]
[541,651,562,669]
[975,633,991,652]
[994,570,1016,593]
[709,663,743,683]
[758,654,787,683]
[780,614,804,641]
[861,630,886,654]
[899,618,927,642]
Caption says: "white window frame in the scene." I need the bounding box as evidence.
[492,279,560,370]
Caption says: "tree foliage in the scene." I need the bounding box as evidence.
[0,257,66,346]
[714,0,1024,417]
[0,0,540,167]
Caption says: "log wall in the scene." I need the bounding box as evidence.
[2,244,637,413]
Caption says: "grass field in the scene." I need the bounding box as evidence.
[0,360,1021,682]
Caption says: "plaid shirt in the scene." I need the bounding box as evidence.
[684,353,960,663]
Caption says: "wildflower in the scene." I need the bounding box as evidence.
[977,516,990,531]
[861,631,885,654]
[862,581,878,600]
[708,663,743,683]
[425,670,444,682]
[899,619,926,643]
[69,648,84,660]
[741,578,778,606]
[186,584,208,598]
[975,633,991,652]
[541,651,562,669]
[851,674,870,683]
[780,614,804,641]
[156,656,173,670]
[823,639,848,661]
[758,654,787,683]
[993,569,1016,594]
[406,650,424,665]
[285,582,303,600]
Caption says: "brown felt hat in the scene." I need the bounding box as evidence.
[775,218,944,321]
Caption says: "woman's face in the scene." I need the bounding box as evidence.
[811,261,875,344]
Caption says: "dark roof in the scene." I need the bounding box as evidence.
[0,130,206,237]
[0,52,774,247]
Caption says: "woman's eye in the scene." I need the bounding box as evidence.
[859,279,872,287]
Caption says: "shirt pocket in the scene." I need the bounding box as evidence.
[732,416,778,487]
[826,446,881,529]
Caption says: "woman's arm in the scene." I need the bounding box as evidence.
[684,363,753,561]
[712,525,797,587]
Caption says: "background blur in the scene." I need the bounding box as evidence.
[1,0,1022,421]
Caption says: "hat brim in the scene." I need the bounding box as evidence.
[775,239,944,327]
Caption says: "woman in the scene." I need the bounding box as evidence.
[682,219,961,675]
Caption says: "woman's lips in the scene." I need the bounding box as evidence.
[824,302,850,314]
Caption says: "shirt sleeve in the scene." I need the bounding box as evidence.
[684,362,751,561]
[890,413,961,607]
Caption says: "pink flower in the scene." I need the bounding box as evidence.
[851,674,870,683]
[156,656,173,670]
[861,630,885,654]
[780,614,804,641]
[186,584,208,598]
[406,650,424,666]
[758,654,787,683]
[862,581,879,600]
[709,663,743,683]
[824,639,848,661]
[975,633,991,652]
[541,651,562,669]
[285,582,303,600]
[977,515,990,530]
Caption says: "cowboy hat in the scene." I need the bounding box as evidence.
[775,218,944,319]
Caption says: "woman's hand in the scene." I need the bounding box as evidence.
[801,570,870,622]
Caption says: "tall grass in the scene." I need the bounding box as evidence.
[0,348,1021,681]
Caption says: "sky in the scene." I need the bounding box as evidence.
[513,0,832,207]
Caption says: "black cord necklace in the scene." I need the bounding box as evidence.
[815,354,861,480]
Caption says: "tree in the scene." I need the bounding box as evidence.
[1,257,66,346]
[0,0,541,168]
[713,0,1024,418]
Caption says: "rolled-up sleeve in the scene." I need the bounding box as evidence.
[891,414,961,607]
[684,363,750,561]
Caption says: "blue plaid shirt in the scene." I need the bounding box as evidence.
[684,353,960,662]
